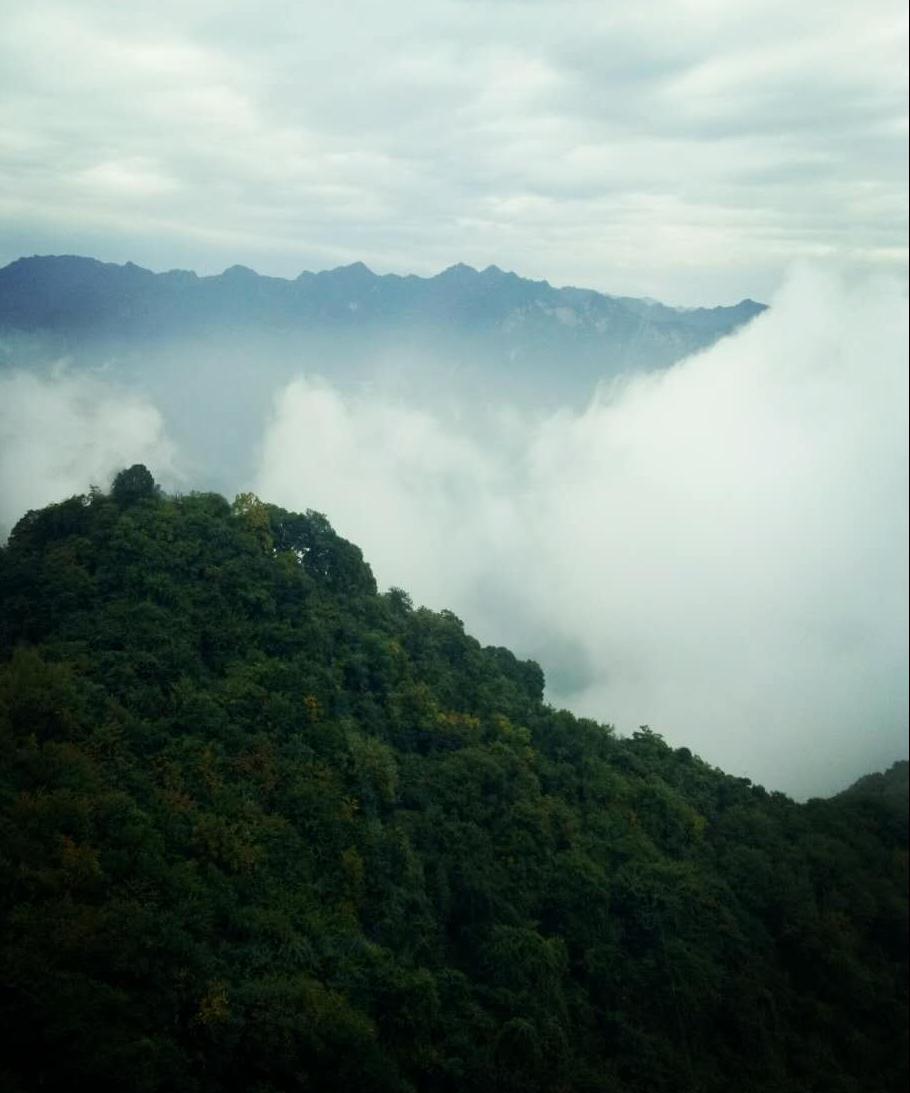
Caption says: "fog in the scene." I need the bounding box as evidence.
[0,367,178,536]
[0,265,906,797]
[256,267,908,798]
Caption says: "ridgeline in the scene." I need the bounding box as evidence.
[0,467,906,1092]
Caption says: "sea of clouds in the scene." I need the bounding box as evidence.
[2,266,907,797]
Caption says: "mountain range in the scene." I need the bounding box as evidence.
[0,254,769,495]
[0,255,765,394]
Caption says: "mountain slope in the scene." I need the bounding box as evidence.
[0,469,905,1093]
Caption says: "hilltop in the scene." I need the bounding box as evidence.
[837,759,909,819]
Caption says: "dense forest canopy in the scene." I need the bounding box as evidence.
[0,467,906,1092]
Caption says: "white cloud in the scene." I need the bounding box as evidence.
[0,368,179,534]
[77,158,180,198]
[256,266,908,798]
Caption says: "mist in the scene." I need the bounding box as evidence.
[255,266,909,799]
[0,367,178,536]
[1,266,905,797]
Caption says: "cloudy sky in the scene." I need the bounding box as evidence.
[0,0,906,304]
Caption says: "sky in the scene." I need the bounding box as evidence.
[0,0,907,304]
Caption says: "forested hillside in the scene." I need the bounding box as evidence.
[837,761,909,813]
[0,467,906,1093]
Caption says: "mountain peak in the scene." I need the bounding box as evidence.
[325,260,375,277]
[219,264,259,279]
[436,262,478,279]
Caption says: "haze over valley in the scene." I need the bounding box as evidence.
[1,254,906,799]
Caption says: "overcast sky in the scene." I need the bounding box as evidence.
[0,0,906,304]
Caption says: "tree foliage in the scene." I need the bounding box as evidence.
[0,469,905,1092]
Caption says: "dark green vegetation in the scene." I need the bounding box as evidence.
[837,760,909,814]
[1,469,906,1093]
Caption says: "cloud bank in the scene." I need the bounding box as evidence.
[0,368,178,535]
[256,267,909,798]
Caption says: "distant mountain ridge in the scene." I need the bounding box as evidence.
[0,254,766,380]
[0,253,769,494]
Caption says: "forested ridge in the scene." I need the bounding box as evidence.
[0,467,906,1093]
